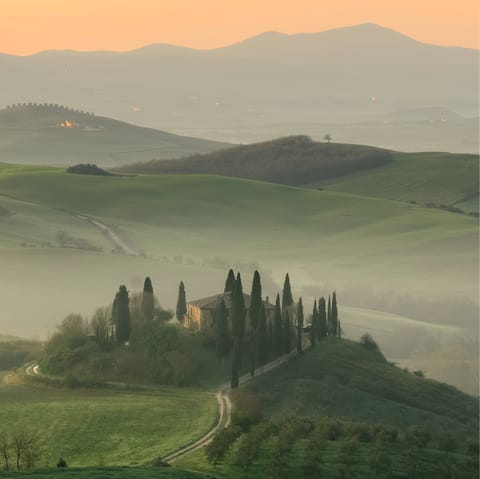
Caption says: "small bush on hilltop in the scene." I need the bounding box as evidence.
[66,164,111,176]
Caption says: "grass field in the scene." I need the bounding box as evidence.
[0,467,212,478]
[0,382,217,468]
[0,162,477,391]
[324,151,479,210]
[175,433,476,479]
[175,339,478,478]
[0,162,475,298]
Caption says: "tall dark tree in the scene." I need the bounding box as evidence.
[283,309,293,354]
[141,277,154,321]
[310,299,318,347]
[215,299,230,366]
[318,297,327,338]
[337,319,342,339]
[296,297,304,353]
[327,296,332,336]
[224,269,236,293]
[281,273,293,310]
[230,273,246,387]
[273,294,283,358]
[113,285,130,343]
[257,304,268,367]
[176,281,187,322]
[331,292,338,338]
[249,270,262,376]
[232,273,246,339]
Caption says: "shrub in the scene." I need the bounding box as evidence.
[359,333,379,351]
[66,164,111,176]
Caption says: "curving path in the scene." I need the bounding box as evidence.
[75,214,139,256]
[24,336,310,464]
[162,335,310,463]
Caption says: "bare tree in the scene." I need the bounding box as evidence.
[0,432,11,471]
[12,431,38,471]
[324,133,332,143]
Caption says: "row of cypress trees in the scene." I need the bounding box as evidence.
[215,269,341,389]
[309,292,341,347]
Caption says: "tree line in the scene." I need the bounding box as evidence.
[212,269,342,389]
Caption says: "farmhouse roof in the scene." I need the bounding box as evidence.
[189,292,275,311]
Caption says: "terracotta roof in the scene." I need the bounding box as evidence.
[189,292,275,310]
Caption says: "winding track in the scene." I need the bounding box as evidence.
[25,337,310,464]
[75,214,139,256]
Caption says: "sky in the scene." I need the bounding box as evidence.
[1,0,478,55]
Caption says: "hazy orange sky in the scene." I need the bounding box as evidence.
[1,0,478,55]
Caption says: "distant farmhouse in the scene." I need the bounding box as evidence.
[184,292,275,335]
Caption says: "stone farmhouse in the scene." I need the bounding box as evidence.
[184,291,276,335]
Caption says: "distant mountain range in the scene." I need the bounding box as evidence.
[1,23,478,152]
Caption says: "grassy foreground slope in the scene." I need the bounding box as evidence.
[176,339,478,478]
[0,105,227,167]
[0,468,211,478]
[0,382,216,467]
[246,339,478,435]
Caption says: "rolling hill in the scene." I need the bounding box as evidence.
[0,104,228,167]
[115,136,479,210]
[0,162,477,391]
[0,23,477,151]
[175,338,479,478]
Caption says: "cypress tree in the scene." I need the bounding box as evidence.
[232,273,246,340]
[215,299,230,367]
[337,319,342,339]
[249,270,262,376]
[332,292,338,338]
[327,296,332,336]
[282,273,293,310]
[296,297,304,353]
[257,304,268,367]
[230,273,245,387]
[310,299,318,347]
[114,285,130,344]
[273,294,283,358]
[318,297,327,338]
[283,309,292,354]
[141,276,154,321]
[176,280,187,322]
[224,269,236,293]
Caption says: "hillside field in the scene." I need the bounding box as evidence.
[0,162,477,392]
[175,339,479,479]
[117,138,478,211]
[0,105,227,167]
[0,381,216,468]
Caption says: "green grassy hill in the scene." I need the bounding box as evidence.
[0,381,216,468]
[0,468,212,478]
[245,339,477,433]
[176,338,479,478]
[115,136,478,211]
[0,104,227,167]
[116,136,392,186]
[324,151,479,211]
[0,162,477,392]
